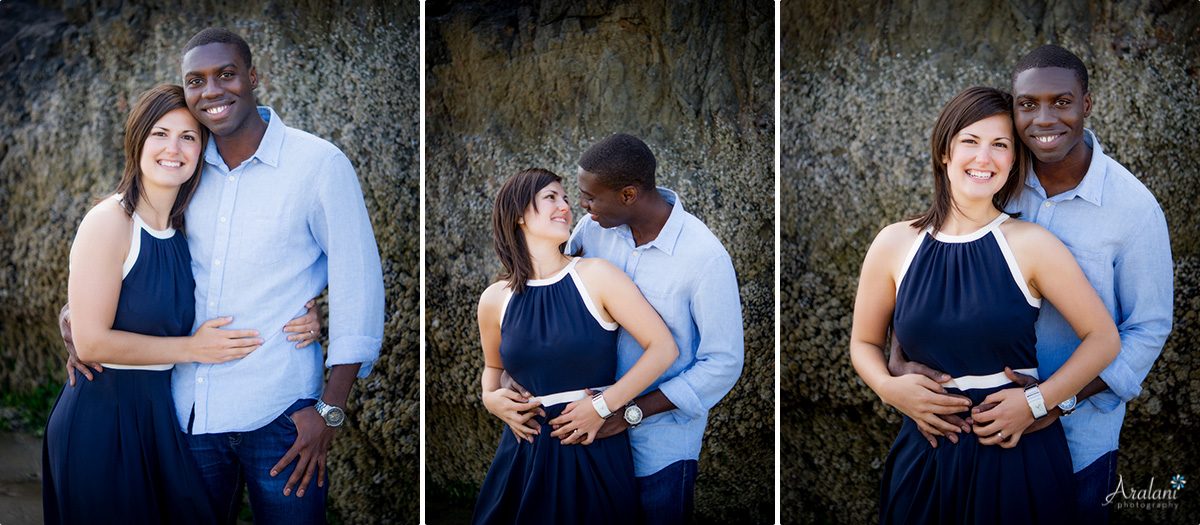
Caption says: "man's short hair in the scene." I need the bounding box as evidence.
[578,133,657,191]
[183,28,253,69]
[1012,45,1089,93]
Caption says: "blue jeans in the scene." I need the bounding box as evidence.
[1078,449,1119,523]
[635,459,697,525]
[185,399,326,525]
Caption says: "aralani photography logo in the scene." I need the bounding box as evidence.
[1104,473,1187,510]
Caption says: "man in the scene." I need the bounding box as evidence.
[64,27,384,523]
[531,133,745,524]
[889,45,1172,522]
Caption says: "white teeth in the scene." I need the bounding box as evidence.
[206,105,229,115]
[966,170,992,180]
[1035,135,1059,143]
[159,160,182,168]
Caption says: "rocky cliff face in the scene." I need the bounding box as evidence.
[782,0,1200,522]
[425,0,774,521]
[0,0,418,521]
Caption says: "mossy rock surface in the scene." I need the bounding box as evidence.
[425,1,775,522]
[0,1,419,521]
[781,1,1200,523]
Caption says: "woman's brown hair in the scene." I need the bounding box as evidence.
[491,168,571,294]
[911,86,1029,232]
[108,84,208,232]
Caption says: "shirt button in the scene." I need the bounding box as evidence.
[209,301,215,307]
[197,377,205,383]
[214,259,221,265]
[1043,201,1052,207]
[632,251,639,257]
[220,217,227,222]
[228,175,235,182]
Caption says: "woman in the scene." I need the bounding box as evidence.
[42,84,279,524]
[849,87,1120,523]
[471,168,678,524]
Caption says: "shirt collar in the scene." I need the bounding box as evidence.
[1025,128,1106,206]
[203,106,285,170]
[636,187,685,255]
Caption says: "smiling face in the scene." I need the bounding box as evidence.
[181,42,259,137]
[138,107,203,193]
[520,180,573,243]
[1013,67,1091,164]
[576,168,630,229]
[943,114,1016,206]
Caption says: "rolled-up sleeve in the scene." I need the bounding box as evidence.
[1095,205,1173,408]
[309,153,385,378]
[657,254,745,419]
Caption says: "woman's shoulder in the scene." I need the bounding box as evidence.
[1000,217,1060,248]
[479,280,511,303]
[573,257,632,297]
[76,198,133,242]
[574,256,619,275]
[477,279,512,323]
[871,219,924,253]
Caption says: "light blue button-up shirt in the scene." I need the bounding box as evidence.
[173,107,385,434]
[568,188,744,477]
[1009,129,1173,472]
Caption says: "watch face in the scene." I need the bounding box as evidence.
[624,404,643,425]
[325,406,345,427]
[1058,396,1077,412]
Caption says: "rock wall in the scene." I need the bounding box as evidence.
[424,1,774,522]
[781,0,1200,523]
[0,0,418,521]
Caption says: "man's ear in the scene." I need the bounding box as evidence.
[249,65,259,90]
[619,185,639,205]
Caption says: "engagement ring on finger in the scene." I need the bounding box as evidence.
[998,431,1003,439]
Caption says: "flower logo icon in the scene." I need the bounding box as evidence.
[1171,475,1186,490]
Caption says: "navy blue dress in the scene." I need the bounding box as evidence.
[882,214,1076,524]
[472,258,635,524]
[43,211,215,524]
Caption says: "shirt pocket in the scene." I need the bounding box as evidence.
[1063,246,1113,300]
[230,203,296,268]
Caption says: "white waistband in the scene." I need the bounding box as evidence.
[943,367,1039,391]
[531,385,611,407]
[100,363,174,371]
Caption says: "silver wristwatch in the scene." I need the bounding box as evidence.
[622,401,644,427]
[1057,395,1077,416]
[591,392,614,419]
[1024,384,1048,419]
[315,399,345,427]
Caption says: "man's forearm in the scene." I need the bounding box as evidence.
[1075,376,1108,403]
[633,389,676,418]
[322,363,362,408]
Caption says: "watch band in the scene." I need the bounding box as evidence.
[591,393,613,419]
[1024,384,1048,419]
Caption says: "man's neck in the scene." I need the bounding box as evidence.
[627,190,673,247]
[213,114,268,169]
[1033,139,1093,198]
